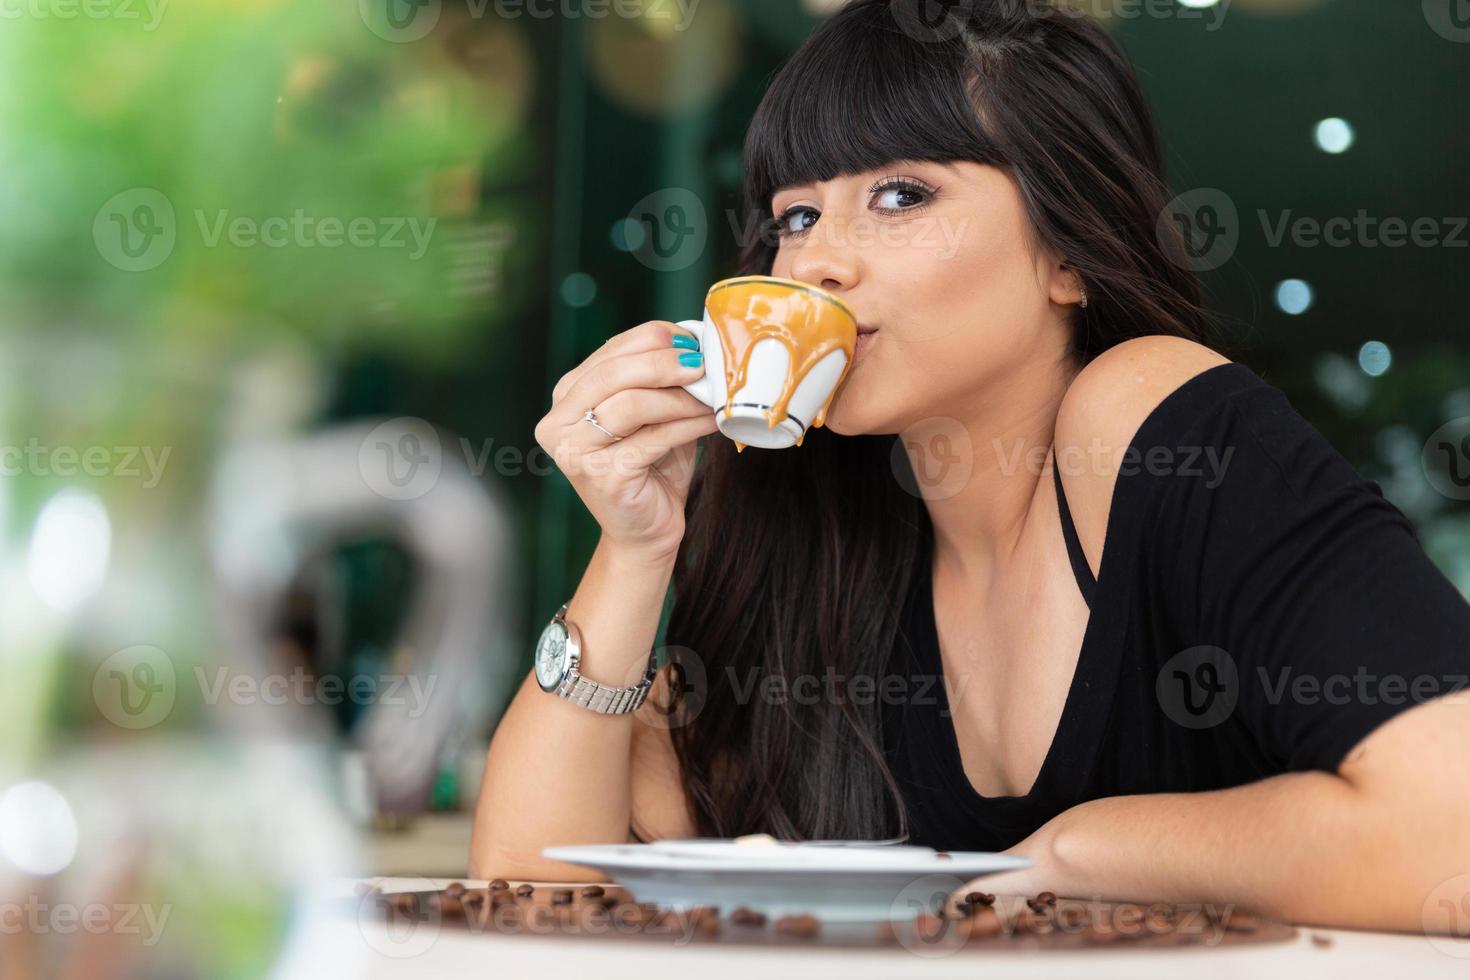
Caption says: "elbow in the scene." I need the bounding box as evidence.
[468,840,612,884]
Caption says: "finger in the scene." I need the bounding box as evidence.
[582,386,712,441]
[551,345,707,430]
[552,320,700,406]
[592,412,720,472]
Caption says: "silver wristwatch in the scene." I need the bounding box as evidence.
[534,602,658,714]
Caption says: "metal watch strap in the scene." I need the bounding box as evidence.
[551,603,658,715]
[554,668,653,714]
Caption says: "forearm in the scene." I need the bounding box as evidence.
[1041,770,1464,931]
[470,536,676,880]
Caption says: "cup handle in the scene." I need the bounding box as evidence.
[675,318,717,409]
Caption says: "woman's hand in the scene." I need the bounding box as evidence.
[535,320,717,562]
[945,819,1064,912]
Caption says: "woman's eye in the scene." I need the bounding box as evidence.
[774,207,818,238]
[871,181,931,213]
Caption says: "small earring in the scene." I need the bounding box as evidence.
[1078,287,1088,309]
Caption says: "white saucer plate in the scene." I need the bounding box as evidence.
[541,841,1030,922]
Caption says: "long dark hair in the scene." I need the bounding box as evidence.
[663,0,1214,842]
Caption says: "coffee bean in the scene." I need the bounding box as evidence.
[514,883,535,898]
[580,885,605,898]
[953,900,974,916]
[487,879,509,891]
[773,913,820,937]
[730,906,767,926]
[444,881,466,898]
[965,891,995,907]
[1036,890,1057,906]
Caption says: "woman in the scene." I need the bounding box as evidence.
[474,0,1470,932]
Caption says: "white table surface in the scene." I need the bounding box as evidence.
[325,877,1470,979]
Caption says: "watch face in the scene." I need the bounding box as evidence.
[535,621,570,691]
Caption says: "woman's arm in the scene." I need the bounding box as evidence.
[964,692,1470,932]
[469,536,691,880]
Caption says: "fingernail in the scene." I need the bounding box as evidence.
[672,334,699,351]
[678,352,703,368]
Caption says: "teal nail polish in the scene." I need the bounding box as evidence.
[672,334,699,351]
[678,351,703,368]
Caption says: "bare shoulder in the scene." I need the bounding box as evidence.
[1052,336,1231,576]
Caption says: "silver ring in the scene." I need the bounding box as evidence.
[582,409,622,442]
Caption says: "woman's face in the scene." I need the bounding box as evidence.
[767,159,1080,435]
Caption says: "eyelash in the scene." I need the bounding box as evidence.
[770,176,937,241]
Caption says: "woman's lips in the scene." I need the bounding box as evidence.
[854,330,877,360]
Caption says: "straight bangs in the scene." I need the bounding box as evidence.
[739,10,1008,228]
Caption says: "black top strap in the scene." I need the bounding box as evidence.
[1052,447,1097,608]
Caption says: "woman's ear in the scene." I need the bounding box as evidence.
[1046,259,1088,309]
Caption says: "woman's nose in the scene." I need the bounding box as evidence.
[787,237,859,296]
